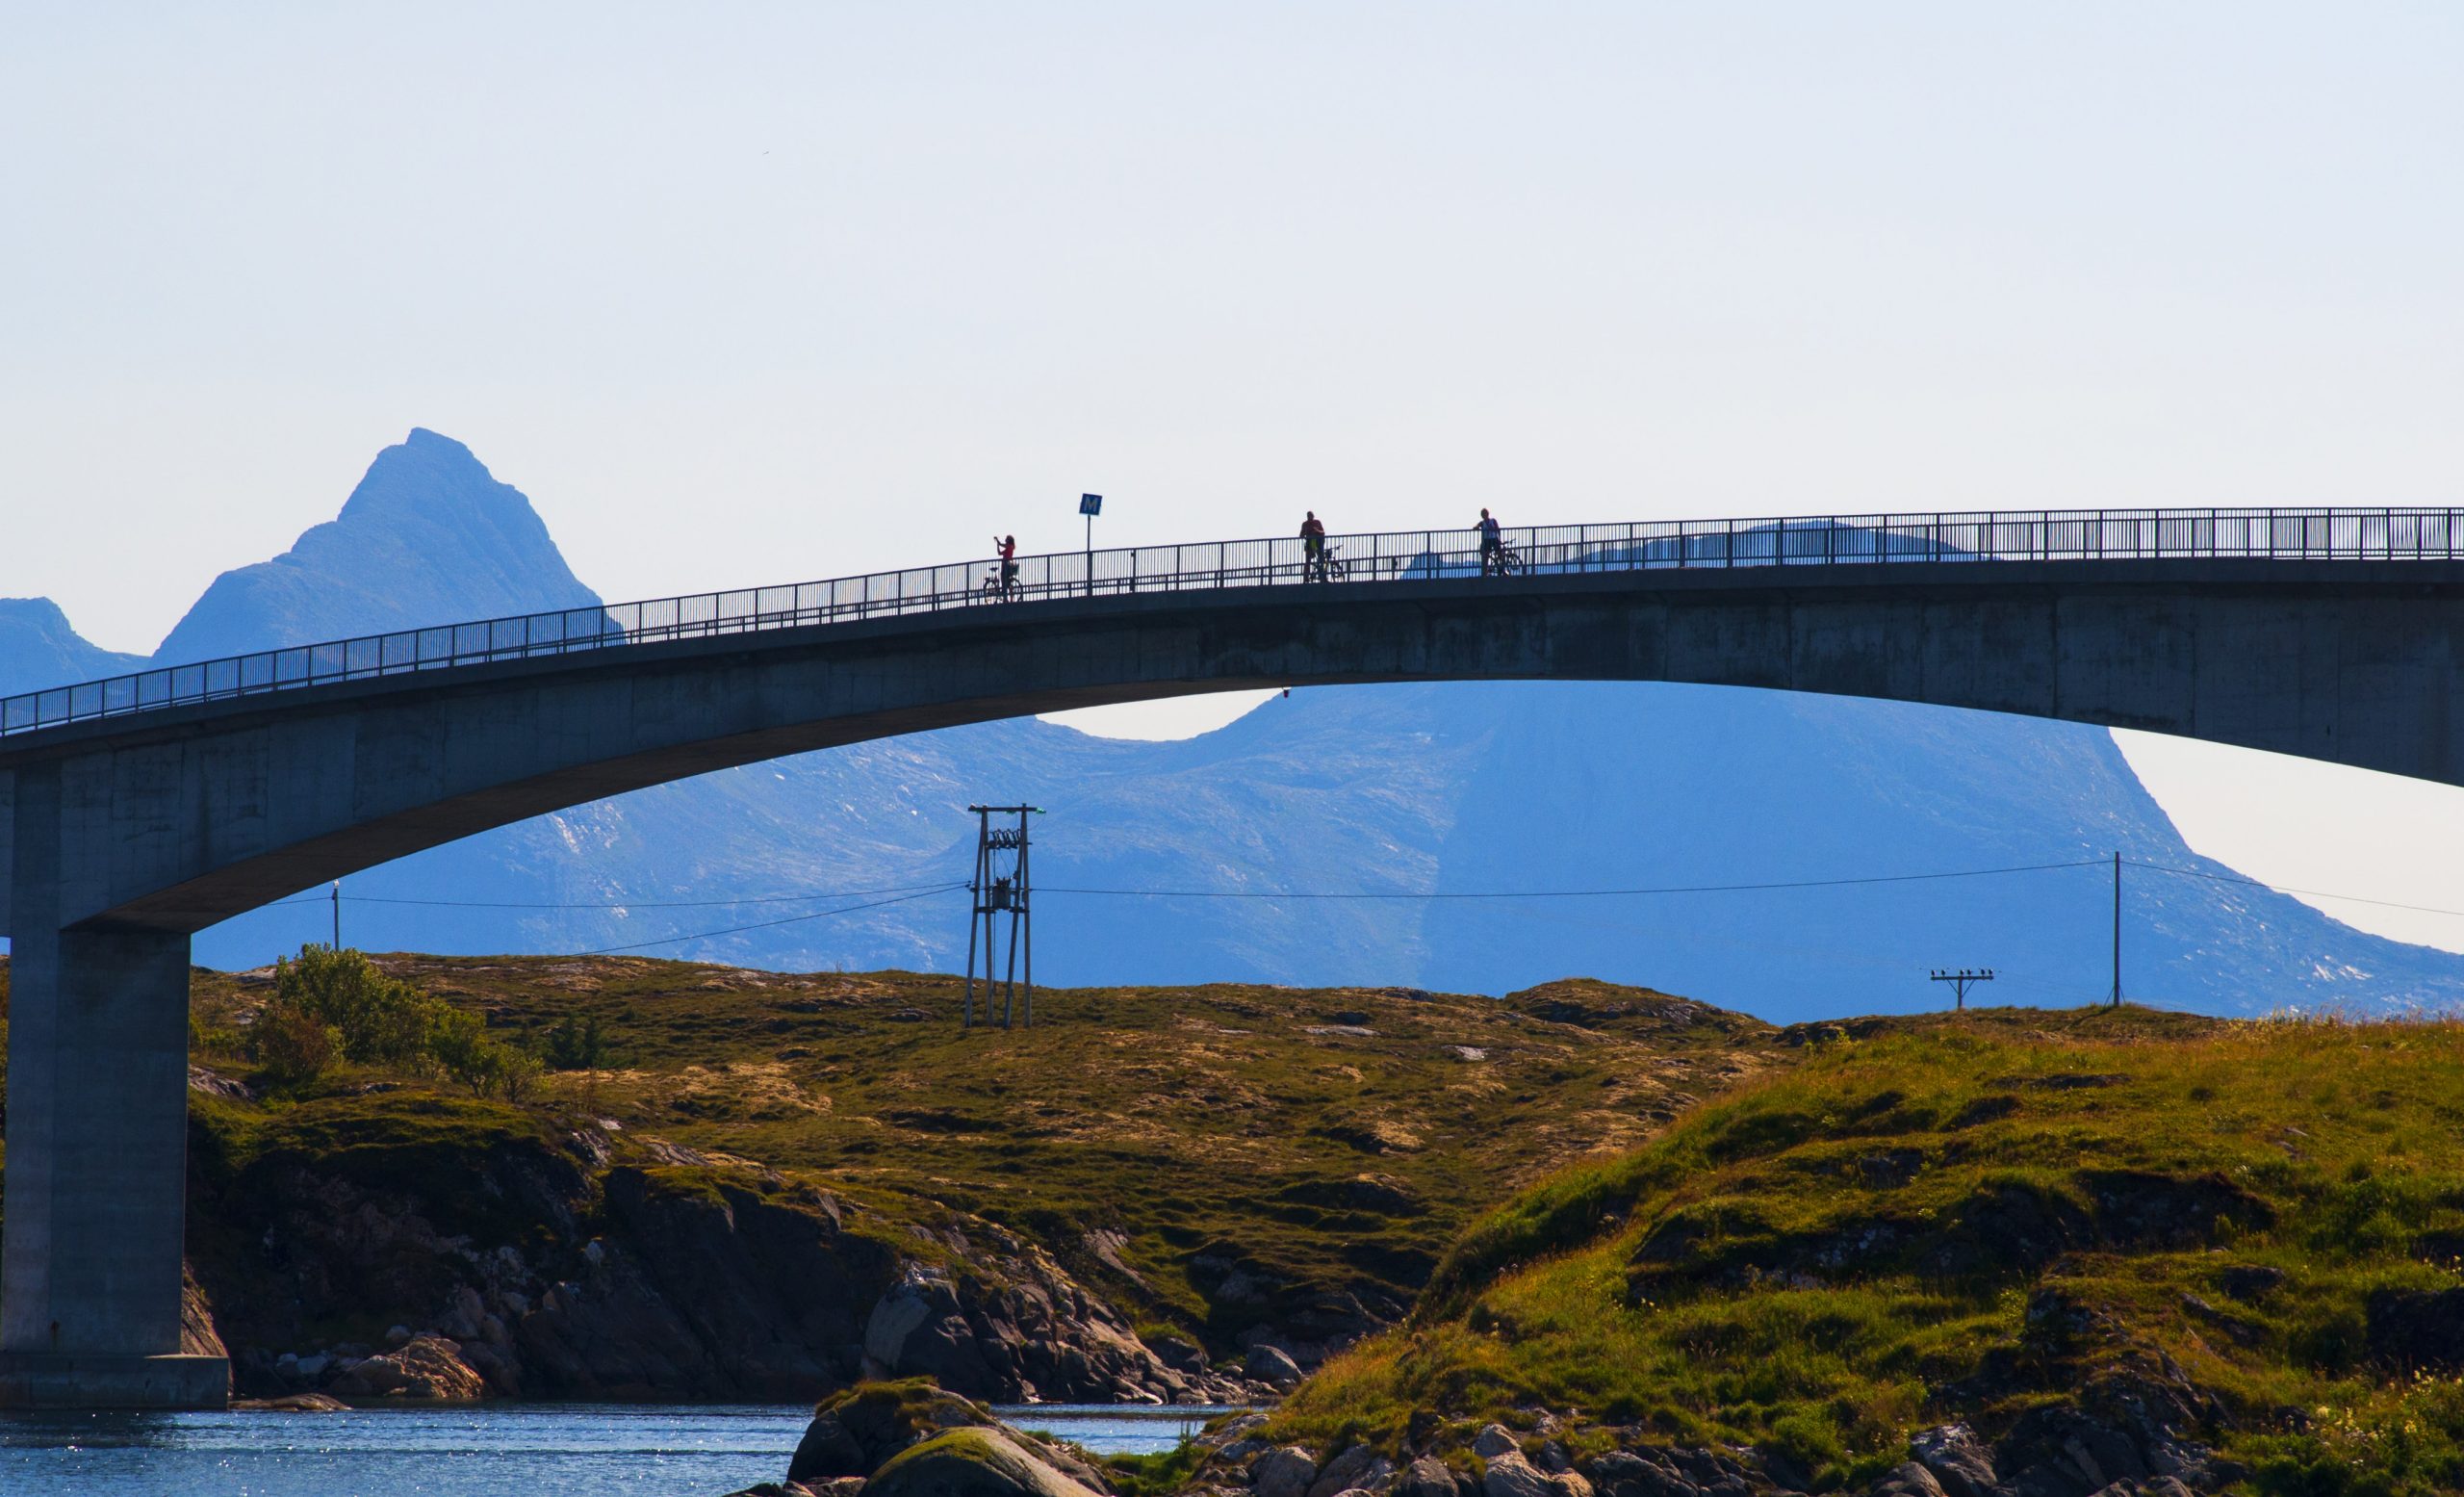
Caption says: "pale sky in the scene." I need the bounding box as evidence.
[5,5,2463,948]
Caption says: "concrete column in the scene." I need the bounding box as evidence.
[0,766,225,1407]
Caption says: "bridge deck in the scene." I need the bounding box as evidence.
[8,506,2460,738]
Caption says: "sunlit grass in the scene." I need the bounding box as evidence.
[1280,1014,2464,1493]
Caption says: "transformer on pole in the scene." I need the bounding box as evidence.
[962,804,1040,1030]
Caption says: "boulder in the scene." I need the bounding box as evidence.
[1309,1444,1390,1497]
[1399,1457,1468,1497]
[1865,1463,1945,1497]
[1574,1452,1687,1497]
[1247,1344,1305,1389]
[328,1334,486,1400]
[1483,1451,1590,1497]
[864,1427,1103,1497]
[1472,1427,1519,1458]
[788,1380,991,1483]
[859,1254,1195,1403]
[1252,1447,1319,1497]
[1150,1334,1210,1374]
[1905,1425,1998,1497]
[1584,1446,1775,1497]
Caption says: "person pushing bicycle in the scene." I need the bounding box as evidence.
[1300,511,1328,581]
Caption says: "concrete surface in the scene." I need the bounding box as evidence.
[2,556,2457,1405]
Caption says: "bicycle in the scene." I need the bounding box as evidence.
[1319,543,1349,581]
[1483,541,1523,578]
[979,565,1020,603]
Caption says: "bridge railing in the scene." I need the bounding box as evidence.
[6,506,2460,737]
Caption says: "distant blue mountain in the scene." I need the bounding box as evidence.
[152,427,599,661]
[12,429,2464,1020]
[0,598,144,697]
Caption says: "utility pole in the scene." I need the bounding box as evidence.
[962,805,1040,1030]
[331,880,343,950]
[2110,850,2122,1009]
[1931,968,1993,1011]
[1080,494,1103,596]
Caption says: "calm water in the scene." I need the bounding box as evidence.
[0,1402,1240,1497]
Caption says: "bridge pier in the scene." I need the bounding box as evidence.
[0,773,225,1407]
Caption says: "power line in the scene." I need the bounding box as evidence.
[252,857,2104,920]
[1039,858,2108,901]
[2125,858,2464,922]
[574,884,967,957]
[337,880,959,911]
[251,854,2464,951]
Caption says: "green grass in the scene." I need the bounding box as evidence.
[1105,1439,1214,1497]
[155,958,1783,1356]
[1274,1013,2464,1494]
[26,947,2453,1494]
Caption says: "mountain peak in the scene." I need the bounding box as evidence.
[151,430,602,664]
[336,428,507,524]
[0,596,147,696]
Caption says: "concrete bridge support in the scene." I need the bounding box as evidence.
[0,768,226,1407]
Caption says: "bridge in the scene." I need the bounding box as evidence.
[3,505,2461,1406]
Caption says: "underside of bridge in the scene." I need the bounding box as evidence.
[1,558,2457,1406]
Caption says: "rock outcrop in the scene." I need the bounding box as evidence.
[1188,1385,2233,1497]
[716,1381,1109,1497]
[789,1381,992,1484]
[194,1118,1219,1406]
[328,1334,488,1401]
[865,1428,1103,1497]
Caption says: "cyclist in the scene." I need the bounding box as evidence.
[994,534,1019,599]
[1477,508,1504,575]
[1300,511,1328,581]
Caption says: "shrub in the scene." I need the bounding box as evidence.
[251,1002,340,1092]
[425,1001,538,1102]
[542,1016,610,1071]
[273,945,433,1067]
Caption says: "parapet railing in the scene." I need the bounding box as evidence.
[6,506,2459,737]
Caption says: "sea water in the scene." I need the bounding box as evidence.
[0,1402,1243,1496]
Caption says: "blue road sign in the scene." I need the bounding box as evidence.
[1080,493,1103,516]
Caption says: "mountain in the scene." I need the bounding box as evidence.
[152,427,598,660]
[12,428,2464,1020]
[0,598,145,698]
[192,678,2464,1019]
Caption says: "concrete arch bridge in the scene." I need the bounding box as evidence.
[4,505,2462,1407]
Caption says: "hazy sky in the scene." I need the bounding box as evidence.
[6,5,2463,949]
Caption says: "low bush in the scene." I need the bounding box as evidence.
[250,945,540,1100]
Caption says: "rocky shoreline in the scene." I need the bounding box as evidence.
[704,1366,2227,1497]
[188,1101,1276,1407]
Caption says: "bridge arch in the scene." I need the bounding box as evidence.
[3,537,2460,1406]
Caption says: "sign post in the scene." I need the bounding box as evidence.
[1079,493,1102,596]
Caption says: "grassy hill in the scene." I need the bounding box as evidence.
[12,951,2458,1493]
[297,960,1771,1348]
[0,956,1780,1381]
[1268,1010,2464,1495]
